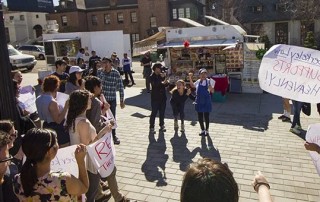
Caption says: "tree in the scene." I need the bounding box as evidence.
[304,31,317,49]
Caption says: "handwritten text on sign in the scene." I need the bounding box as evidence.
[258,44,320,103]
[51,145,79,177]
[87,132,116,178]
[306,124,320,176]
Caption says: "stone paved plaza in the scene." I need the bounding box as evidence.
[108,87,320,202]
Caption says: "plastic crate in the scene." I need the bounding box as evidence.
[212,91,227,102]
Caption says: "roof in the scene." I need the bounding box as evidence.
[85,0,138,9]
[158,39,238,49]
[178,18,205,27]
[133,29,167,56]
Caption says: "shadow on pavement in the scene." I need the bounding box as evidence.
[141,131,168,187]
[170,131,200,171]
[125,90,283,132]
[199,135,221,161]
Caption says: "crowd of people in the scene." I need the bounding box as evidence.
[0,48,318,202]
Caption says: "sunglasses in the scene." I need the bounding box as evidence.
[0,155,14,164]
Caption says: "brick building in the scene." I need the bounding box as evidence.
[47,0,205,45]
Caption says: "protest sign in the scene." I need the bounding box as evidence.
[20,85,34,94]
[51,145,79,177]
[87,132,116,178]
[18,92,37,113]
[306,124,320,176]
[101,109,118,129]
[258,44,320,103]
[56,92,69,108]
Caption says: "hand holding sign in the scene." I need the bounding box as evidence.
[75,144,87,163]
[305,124,320,175]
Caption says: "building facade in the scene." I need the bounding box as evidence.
[47,0,205,45]
[4,10,48,45]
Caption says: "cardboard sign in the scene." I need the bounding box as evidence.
[101,109,117,129]
[306,124,320,176]
[20,85,34,94]
[258,44,320,103]
[18,92,37,113]
[51,145,79,177]
[87,132,116,178]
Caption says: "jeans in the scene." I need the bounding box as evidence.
[150,99,166,128]
[107,99,117,137]
[86,171,100,202]
[124,71,134,84]
[291,100,302,128]
[145,75,151,91]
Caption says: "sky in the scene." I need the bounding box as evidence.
[3,0,59,6]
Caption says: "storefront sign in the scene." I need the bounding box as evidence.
[259,44,320,103]
[306,124,320,176]
[7,0,54,13]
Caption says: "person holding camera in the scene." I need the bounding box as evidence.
[149,63,169,133]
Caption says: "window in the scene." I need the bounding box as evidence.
[91,15,98,26]
[61,1,66,8]
[150,16,157,28]
[178,8,185,18]
[275,22,288,44]
[131,12,137,23]
[301,21,315,45]
[117,13,124,23]
[20,15,25,21]
[104,14,110,24]
[36,14,39,18]
[276,3,288,12]
[9,16,14,20]
[172,9,177,19]
[185,8,191,18]
[252,5,263,12]
[61,15,68,26]
[131,33,139,43]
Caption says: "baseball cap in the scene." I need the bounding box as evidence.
[69,66,85,74]
[199,68,207,74]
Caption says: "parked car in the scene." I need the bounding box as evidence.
[18,45,45,60]
[8,45,37,70]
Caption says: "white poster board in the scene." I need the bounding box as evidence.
[258,44,320,103]
[51,145,79,177]
[87,132,116,178]
[305,124,320,176]
[18,92,37,114]
[56,92,69,108]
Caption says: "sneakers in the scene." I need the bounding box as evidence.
[289,127,301,135]
[113,135,120,145]
[160,125,166,132]
[180,124,185,132]
[282,116,291,122]
[174,120,178,129]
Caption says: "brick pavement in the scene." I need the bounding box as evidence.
[108,86,320,202]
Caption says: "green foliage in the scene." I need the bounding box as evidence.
[256,48,267,60]
[259,35,271,49]
[304,31,317,49]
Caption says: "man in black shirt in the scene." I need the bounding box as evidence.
[52,60,69,93]
[140,51,152,93]
[149,63,169,133]
[89,50,101,76]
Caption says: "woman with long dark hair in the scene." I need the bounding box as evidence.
[65,66,85,94]
[36,75,70,147]
[13,128,89,201]
[66,90,112,202]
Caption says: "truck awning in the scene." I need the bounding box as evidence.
[43,38,80,42]
[157,39,237,49]
[132,30,166,56]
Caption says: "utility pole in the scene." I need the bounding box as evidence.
[0,0,19,124]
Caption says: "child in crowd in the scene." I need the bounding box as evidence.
[188,68,215,136]
[170,80,194,132]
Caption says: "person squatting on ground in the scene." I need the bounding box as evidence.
[188,68,215,136]
[13,128,89,201]
[181,158,272,202]
[36,75,70,147]
[140,51,152,93]
[66,90,114,202]
[170,80,194,132]
[278,98,291,122]
[149,63,169,133]
[289,100,303,135]
[97,57,125,145]
[122,53,135,85]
